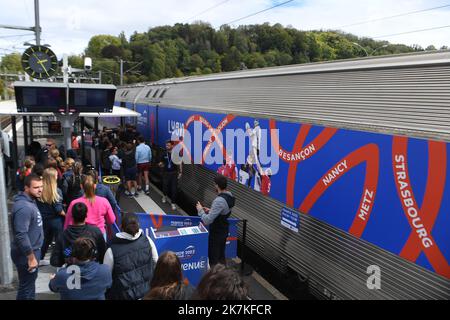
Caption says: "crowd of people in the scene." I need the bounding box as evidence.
[10,128,248,300]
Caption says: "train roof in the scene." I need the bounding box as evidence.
[116,51,450,141]
[120,50,450,86]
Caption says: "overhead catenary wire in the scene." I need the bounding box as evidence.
[373,24,450,39]
[334,3,450,29]
[0,34,31,39]
[185,0,232,22]
[224,0,295,25]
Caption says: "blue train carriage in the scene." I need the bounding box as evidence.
[114,51,450,300]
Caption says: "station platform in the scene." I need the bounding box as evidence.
[0,182,287,300]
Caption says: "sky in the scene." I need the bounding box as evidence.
[0,0,449,57]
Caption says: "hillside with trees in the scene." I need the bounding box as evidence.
[1,22,447,91]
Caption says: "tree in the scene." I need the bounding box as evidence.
[143,43,166,80]
[101,45,123,59]
[213,30,229,54]
[425,45,437,51]
[243,52,267,69]
[190,54,205,70]
[0,79,5,98]
[411,44,424,51]
[76,22,425,84]
[85,35,121,57]
[0,53,22,72]
[221,46,242,71]
[92,59,118,84]
[68,55,84,69]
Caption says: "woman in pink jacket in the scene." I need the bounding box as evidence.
[64,175,115,238]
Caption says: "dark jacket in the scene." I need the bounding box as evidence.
[122,149,136,169]
[210,192,235,235]
[36,188,64,220]
[101,148,112,172]
[161,151,178,173]
[95,184,118,212]
[49,261,112,300]
[50,224,106,267]
[61,171,84,205]
[106,233,154,300]
[11,192,44,257]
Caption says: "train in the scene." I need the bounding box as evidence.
[112,51,450,299]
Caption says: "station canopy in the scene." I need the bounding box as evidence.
[0,100,140,118]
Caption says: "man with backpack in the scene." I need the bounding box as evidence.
[50,202,105,267]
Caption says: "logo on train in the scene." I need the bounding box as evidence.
[176,246,196,260]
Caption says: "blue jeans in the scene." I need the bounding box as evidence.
[41,217,63,259]
[11,249,41,300]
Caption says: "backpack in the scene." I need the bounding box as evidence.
[101,149,112,171]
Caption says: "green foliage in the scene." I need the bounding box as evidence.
[85,35,121,57]
[0,53,22,72]
[68,55,84,69]
[92,59,118,84]
[0,79,4,97]
[81,23,424,84]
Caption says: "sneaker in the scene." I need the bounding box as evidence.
[162,196,167,203]
[171,203,177,211]
[125,191,133,198]
[137,187,143,193]
[133,193,139,198]
[39,260,50,266]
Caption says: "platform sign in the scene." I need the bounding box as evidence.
[68,86,115,113]
[281,207,300,233]
[48,121,62,134]
[149,224,209,286]
[14,82,66,112]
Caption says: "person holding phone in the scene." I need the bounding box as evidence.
[196,175,235,267]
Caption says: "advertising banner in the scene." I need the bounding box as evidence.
[136,213,239,259]
[156,105,450,279]
[149,224,209,287]
[136,104,156,145]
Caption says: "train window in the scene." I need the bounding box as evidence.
[145,89,153,98]
[159,88,168,98]
[152,89,160,98]
[123,91,130,97]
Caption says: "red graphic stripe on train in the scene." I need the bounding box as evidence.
[400,140,446,262]
[299,144,380,238]
[183,114,236,164]
[269,120,338,206]
[392,137,450,278]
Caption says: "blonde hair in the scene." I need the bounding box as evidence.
[81,175,96,204]
[64,158,75,170]
[49,149,60,159]
[40,168,60,205]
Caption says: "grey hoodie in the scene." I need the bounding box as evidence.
[11,192,44,256]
